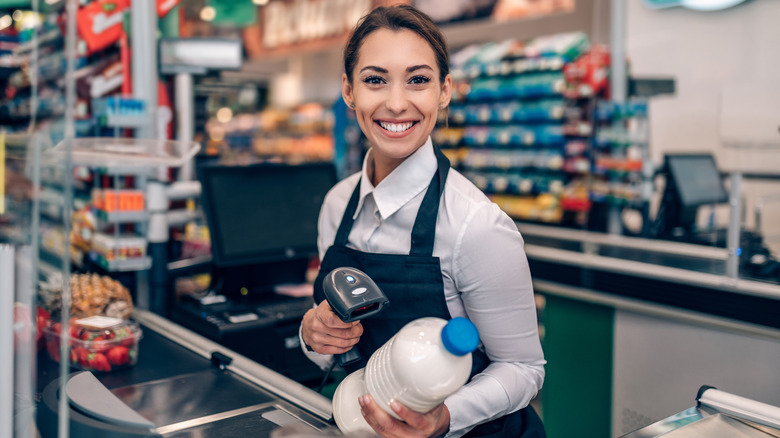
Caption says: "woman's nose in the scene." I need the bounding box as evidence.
[385,84,408,113]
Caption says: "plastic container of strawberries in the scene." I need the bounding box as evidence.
[43,315,143,373]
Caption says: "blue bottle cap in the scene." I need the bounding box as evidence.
[441,317,479,356]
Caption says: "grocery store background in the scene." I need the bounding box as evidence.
[2,0,780,437]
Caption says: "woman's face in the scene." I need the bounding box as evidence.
[343,28,451,173]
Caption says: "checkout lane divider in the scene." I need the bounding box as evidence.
[698,387,780,431]
[132,309,334,422]
[524,244,780,301]
[517,222,730,261]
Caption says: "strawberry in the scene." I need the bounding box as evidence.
[36,307,50,346]
[35,307,51,351]
[107,346,129,366]
[88,352,111,372]
[46,339,61,363]
[91,336,111,353]
[72,346,90,367]
[69,325,81,341]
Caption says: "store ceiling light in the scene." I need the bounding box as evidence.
[252,0,270,5]
[44,0,61,4]
[0,15,12,31]
[200,6,216,22]
[216,107,233,123]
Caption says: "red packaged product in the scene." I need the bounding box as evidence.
[43,316,142,373]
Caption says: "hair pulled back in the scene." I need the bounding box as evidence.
[343,5,449,84]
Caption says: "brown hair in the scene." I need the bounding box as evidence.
[343,4,450,84]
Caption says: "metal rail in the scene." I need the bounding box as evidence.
[524,244,780,301]
[517,222,730,261]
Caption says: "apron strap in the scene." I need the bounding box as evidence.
[333,145,451,255]
[410,146,450,257]
[333,179,361,246]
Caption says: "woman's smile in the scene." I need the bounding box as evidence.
[375,120,418,137]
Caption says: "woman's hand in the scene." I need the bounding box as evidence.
[301,300,363,355]
[359,394,450,438]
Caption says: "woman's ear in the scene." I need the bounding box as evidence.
[440,74,453,109]
[342,73,354,108]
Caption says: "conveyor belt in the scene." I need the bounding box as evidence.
[36,311,336,437]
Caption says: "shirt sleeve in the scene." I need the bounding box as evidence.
[444,202,546,437]
[301,178,350,368]
[298,322,335,371]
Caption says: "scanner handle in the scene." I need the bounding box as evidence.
[336,348,361,367]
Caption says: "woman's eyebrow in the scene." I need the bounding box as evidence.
[407,64,433,73]
[360,65,388,74]
[358,65,433,74]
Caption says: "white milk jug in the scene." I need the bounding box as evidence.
[332,317,480,435]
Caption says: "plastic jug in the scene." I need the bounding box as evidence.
[332,317,480,434]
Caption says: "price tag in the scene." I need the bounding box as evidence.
[76,315,124,329]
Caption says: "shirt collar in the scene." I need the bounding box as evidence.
[355,137,437,220]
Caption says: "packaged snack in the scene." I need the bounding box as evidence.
[44,316,142,373]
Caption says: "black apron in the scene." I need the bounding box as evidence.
[314,145,545,437]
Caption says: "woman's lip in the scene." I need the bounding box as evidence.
[374,120,418,138]
[374,119,418,124]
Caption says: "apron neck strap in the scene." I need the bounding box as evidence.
[333,179,362,246]
[333,145,451,256]
[409,145,449,256]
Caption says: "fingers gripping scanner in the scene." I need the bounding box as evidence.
[322,267,389,367]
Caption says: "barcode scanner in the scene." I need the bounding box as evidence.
[322,267,389,367]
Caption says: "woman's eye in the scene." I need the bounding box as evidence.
[409,75,431,85]
[363,76,385,85]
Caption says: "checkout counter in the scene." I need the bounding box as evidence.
[518,222,780,438]
[35,310,336,437]
[622,386,780,437]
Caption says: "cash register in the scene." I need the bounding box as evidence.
[650,153,779,282]
[651,153,730,244]
[171,161,337,386]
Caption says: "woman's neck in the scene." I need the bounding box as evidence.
[370,153,404,186]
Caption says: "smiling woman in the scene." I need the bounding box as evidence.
[299,5,547,438]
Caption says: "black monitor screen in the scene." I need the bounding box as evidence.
[199,162,337,268]
[666,154,728,208]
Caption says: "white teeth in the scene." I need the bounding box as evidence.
[379,121,414,132]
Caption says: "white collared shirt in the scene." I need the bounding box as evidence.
[304,137,545,437]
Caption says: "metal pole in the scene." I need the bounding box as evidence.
[609,0,627,105]
[0,245,15,438]
[726,172,742,279]
[175,73,195,181]
[607,0,627,235]
[131,0,158,139]
[130,0,158,312]
[59,0,78,435]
